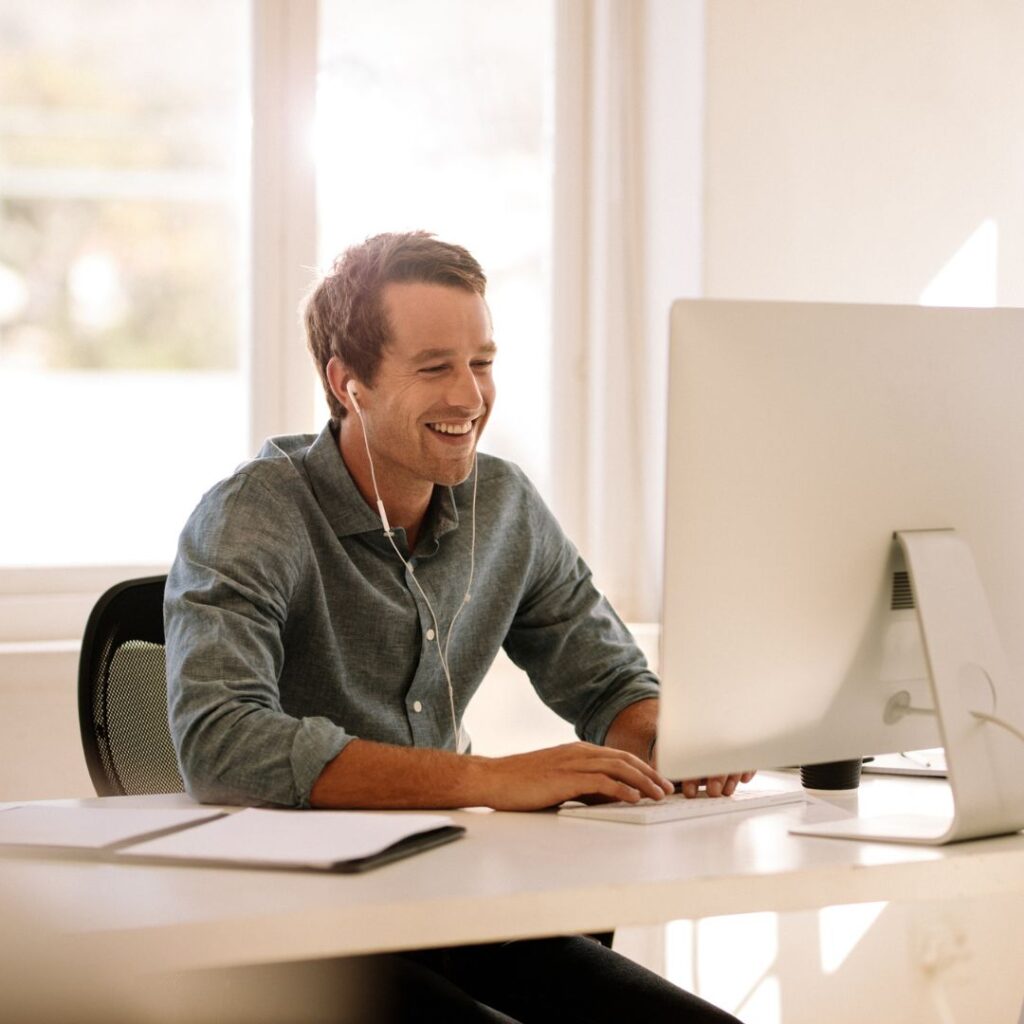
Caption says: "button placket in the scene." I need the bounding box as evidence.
[402,562,444,745]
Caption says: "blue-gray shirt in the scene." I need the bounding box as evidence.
[165,424,659,807]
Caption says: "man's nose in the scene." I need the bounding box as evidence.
[445,365,484,411]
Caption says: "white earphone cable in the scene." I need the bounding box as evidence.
[443,457,477,664]
[350,390,476,750]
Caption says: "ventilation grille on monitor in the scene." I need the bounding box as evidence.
[891,570,916,611]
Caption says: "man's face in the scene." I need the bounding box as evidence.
[354,281,496,491]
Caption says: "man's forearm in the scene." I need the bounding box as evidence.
[309,731,674,811]
[309,738,487,809]
[603,698,659,765]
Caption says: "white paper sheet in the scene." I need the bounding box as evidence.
[0,805,224,849]
[122,808,457,868]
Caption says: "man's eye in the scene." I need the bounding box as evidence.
[472,360,494,370]
[420,365,447,374]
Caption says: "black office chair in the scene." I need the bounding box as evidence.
[78,575,185,796]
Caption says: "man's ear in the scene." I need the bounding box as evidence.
[326,356,357,415]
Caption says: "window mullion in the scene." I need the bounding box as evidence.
[249,0,319,453]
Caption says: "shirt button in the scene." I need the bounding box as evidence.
[412,700,423,713]
[425,628,435,641]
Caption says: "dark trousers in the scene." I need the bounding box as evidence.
[152,935,742,1023]
[371,934,742,1023]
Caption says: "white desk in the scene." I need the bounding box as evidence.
[3,774,1024,974]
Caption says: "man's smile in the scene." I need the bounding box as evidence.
[425,416,482,440]
[430,417,477,434]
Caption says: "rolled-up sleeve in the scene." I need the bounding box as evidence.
[165,473,352,807]
[501,478,660,745]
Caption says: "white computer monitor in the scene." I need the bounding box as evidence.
[657,300,1024,845]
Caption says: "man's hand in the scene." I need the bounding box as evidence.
[310,737,674,812]
[473,742,674,812]
[678,772,757,799]
[610,701,758,800]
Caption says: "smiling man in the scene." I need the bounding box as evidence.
[164,232,742,1023]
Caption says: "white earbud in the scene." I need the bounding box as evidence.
[346,380,362,414]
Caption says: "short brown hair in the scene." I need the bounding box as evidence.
[303,231,487,422]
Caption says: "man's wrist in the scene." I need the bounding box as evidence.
[454,753,492,807]
[604,697,660,763]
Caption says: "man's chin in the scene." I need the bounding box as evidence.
[432,454,478,488]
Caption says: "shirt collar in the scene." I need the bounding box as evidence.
[302,422,462,547]
[419,482,461,555]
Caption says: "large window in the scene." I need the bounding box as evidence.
[1,0,553,574]
[316,0,553,495]
[0,0,251,567]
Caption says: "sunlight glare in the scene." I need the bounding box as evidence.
[819,901,888,974]
[666,913,779,1022]
[919,219,998,307]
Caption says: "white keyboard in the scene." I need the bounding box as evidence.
[557,787,806,825]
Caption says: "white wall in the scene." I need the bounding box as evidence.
[703,0,1024,308]
[0,644,92,800]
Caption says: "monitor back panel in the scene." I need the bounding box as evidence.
[659,300,1024,779]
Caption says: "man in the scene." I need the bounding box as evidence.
[166,231,748,1022]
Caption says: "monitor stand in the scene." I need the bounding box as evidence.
[791,529,1024,845]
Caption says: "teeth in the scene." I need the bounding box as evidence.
[429,421,473,435]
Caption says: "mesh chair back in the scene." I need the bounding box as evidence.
[78,575,185,796]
